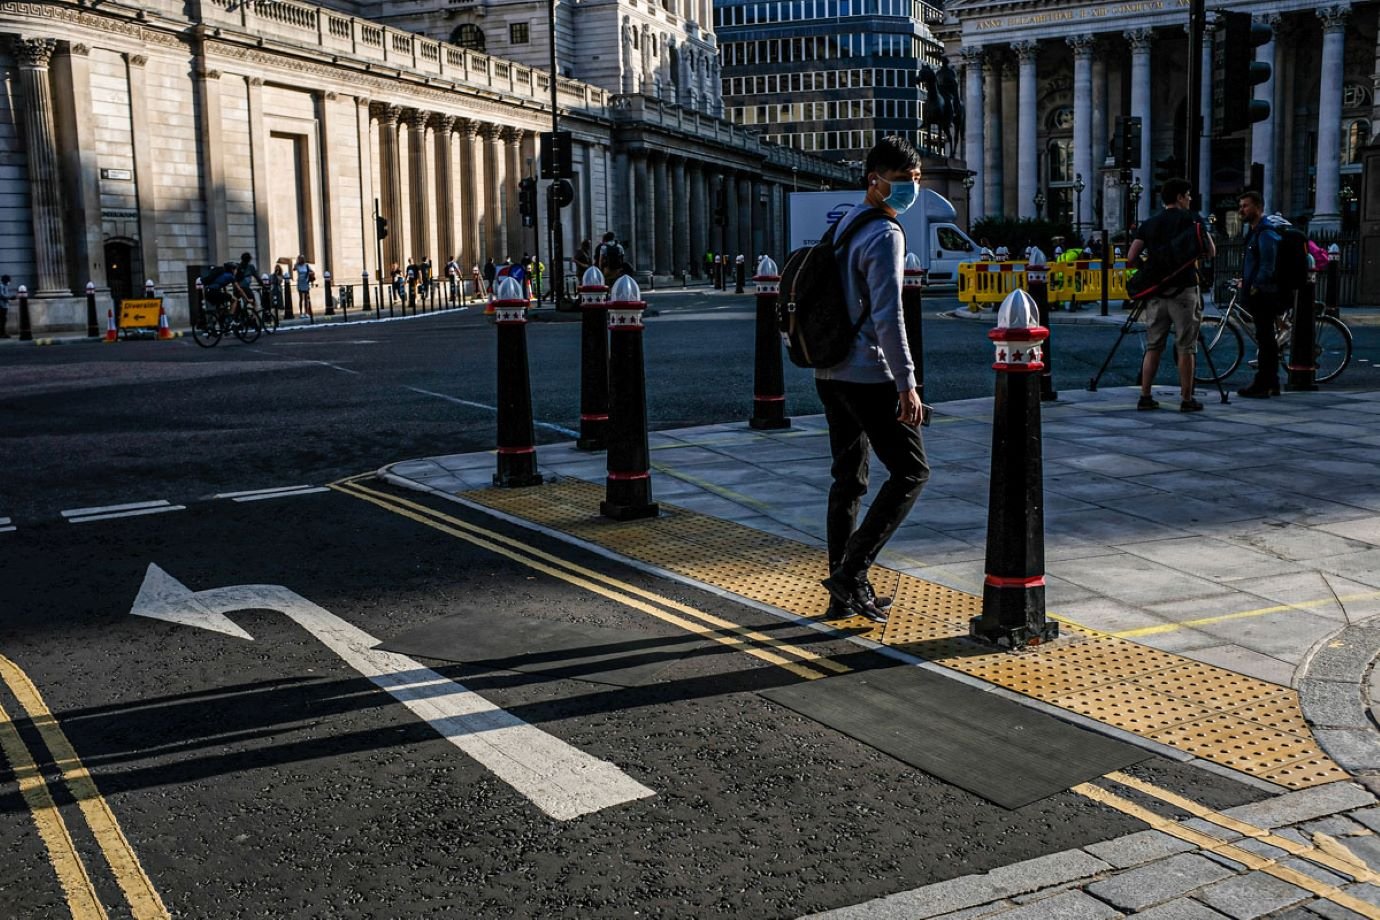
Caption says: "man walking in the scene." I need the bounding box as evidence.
[1126,177,1215,412]
[817,135,930,624]
[1237,190,1285,398]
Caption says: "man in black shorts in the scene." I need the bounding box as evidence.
[1126,178,1216,412]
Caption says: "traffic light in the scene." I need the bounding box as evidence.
[713,184,726,226]
[375,215,389,240]
[540,131,573,180]
[518,177,537,228]
[1214,10,1271,135]
[1114,116,1141,170]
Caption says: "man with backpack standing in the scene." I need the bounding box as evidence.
[1126,178,1215,412]
[1237,190,1285,398]
[813,136,929,624]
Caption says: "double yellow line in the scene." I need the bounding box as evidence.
[332,477,850,682]
[0,654,168,919]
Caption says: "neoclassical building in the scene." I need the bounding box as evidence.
[938,0,1373,237]
[2,0,845,332]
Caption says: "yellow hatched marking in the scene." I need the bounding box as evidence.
[1073,782,1380,919]
[459,478,1344,788]
[1105,771,1380,884]
[0,655,170,920]
[333,482,837,681]
[0,697,108,920]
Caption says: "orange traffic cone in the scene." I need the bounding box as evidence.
[102,309,117,343]
[156,303,173,340]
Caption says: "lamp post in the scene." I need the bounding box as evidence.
[962,172,976,226]
[1129,178,1144,229]
[1033,190,1046,220]
[1073,173,1085,238]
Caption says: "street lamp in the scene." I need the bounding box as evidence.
[1073,173,1085,237]
[1129,178,1144,226]
[791,166,799,193]
[962,172,976,225]
[1033,190,1046,219]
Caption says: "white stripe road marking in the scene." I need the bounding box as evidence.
[214,485,322,500]
[0,517,10,526]
[232,488,329,503]
[130,565,653,820]
[67,506,186,524]
[0,526,14,534]
[402,386,580,438]
[62,500,171,518]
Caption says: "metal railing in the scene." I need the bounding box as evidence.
[1211,232,1356,308]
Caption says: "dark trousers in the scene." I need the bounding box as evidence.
[816,378,930,577]
[1250,296,1281,386]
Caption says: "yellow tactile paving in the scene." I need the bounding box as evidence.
[462,479,1347,788]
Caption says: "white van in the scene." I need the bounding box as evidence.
[787,189,979,283]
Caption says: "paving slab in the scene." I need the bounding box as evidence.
[1084,854,1237,912]
[1129,898,1232,920]
[1194,871,1312,919]
[1082,830,1198,869]
[1221,784,1376,830]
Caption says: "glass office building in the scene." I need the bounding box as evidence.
[715,0,944,164]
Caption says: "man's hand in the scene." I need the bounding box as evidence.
[897,387,923,426]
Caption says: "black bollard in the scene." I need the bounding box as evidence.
[601,275,659,520]
[340,284,350,322]
[324,271,335,315]
[1325,245,1341,316]
[1286,275,1319,392]
[408,279,416,315]
[734,256,746,294]
[491,276,543,488]
[362,272,373,319]
[902,254,926,405]
[749,257,790,430]
[260,274,273,320]
[576,266,610,451]
[1027,259,1057,401]
[17,285,31,341]
[193,278,204,328]
[970,289,1058,650]
[85,282,99,337]
[1100,229,1111,317]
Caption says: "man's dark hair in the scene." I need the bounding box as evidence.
[1239,189,1264,209]
[864,135,922,187]
[239,252,253,263]
[1160,178,1191,206]
[602,231,615,242]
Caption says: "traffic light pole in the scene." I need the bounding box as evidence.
[547,0,566,310]
[1185,0,1204,215]
[374,197,385,310]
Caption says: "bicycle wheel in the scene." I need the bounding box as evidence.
[1194,315,1243,383]
[191,307,223,347]
[233,309,263,343]
[261,303,279,334]
[1283,311,1353,383]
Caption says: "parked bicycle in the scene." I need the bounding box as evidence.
[1195,279,1352,384]
[192,285,263,347]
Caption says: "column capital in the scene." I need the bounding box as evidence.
[127,53,148,68]
[959,45,986,67]
[501,126,526,145]
[405,108,428,131]
[1317,4,1350,33]
[1010,40,1038,64]
[1123,28,1154,53]
[438,114,458,133]
[195,66,222,81]
[459,117,481,138]
[371,102,402,125]
[12,37,56,69]
[68,42,91,57]
[248,76,264,87]
[1066,34,1095,59]
[481,122,502,142]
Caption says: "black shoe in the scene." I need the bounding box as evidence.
[1237,383,1273,398]
[821,571,889,624]
[1137,395,1160,411]
[1180,397,1204,413]
[862,577,893,612]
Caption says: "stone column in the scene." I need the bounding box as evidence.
[1199,23,1214,204]
[723,171,739,256]
[52,42,104,290]
[434,116,456,268]
[613,149,633,248]
[15,38,67,293]
[247,79,271,264]
[483,123,504,261]
[1069,35,1094,232]
[402,109,430,266]
[633,151,651,269]
[458,120,483,268]
[1000,60,1019,216]
[736,174,752,260]
[671,156,689,276]
[374,104,404,271]
[1125,28,1154,221]
[982,53,1003,218]
[960,46,986,219]
[1250,15,1278,207]
[1312,5,1350,233]
[126,54,160,283]
[190,57,227,279]
[504,127,525,258]
[355,96,374,277]
[1091,48,1107,173]
[317,91,341,280]
[653,151,671,274]
[688,162,708,275]
[1012,41,1037,220]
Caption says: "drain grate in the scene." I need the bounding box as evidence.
[463,479,1344,788]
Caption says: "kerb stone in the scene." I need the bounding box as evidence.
[1085,853,1236,911]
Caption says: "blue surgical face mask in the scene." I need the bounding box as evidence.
[881,176,918,214]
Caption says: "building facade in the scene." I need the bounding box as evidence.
[0,0,844,332]
[938,0,1375,237]
[716,0,944,163]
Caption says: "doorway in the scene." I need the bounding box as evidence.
[104,238,140,306]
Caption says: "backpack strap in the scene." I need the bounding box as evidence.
[831,207,902,339]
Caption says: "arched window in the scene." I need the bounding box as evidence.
[1345,119,1370,165]
[451,24,485,51]
[1046,138,1073,184]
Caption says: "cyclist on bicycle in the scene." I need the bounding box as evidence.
[233,252,260,315]
[1237,192,1288,398]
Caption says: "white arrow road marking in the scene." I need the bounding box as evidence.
[130,564,654,820]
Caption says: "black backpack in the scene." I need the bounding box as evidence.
[1125,216,1207,300]
[602,241,627,275]
[777,208,898,368]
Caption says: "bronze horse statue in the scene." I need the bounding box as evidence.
[918,62,963,159]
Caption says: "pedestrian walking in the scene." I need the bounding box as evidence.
[446,255,460,302]
[391,263,405,301]
[269,264,286,320]
[1127,177,1215,412]
[575,239,592,279]
[816,135,930,624]
[294,254,314,318]
[482,257,497,293]
[0,274,11,337]
[1236,190,1289,398]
